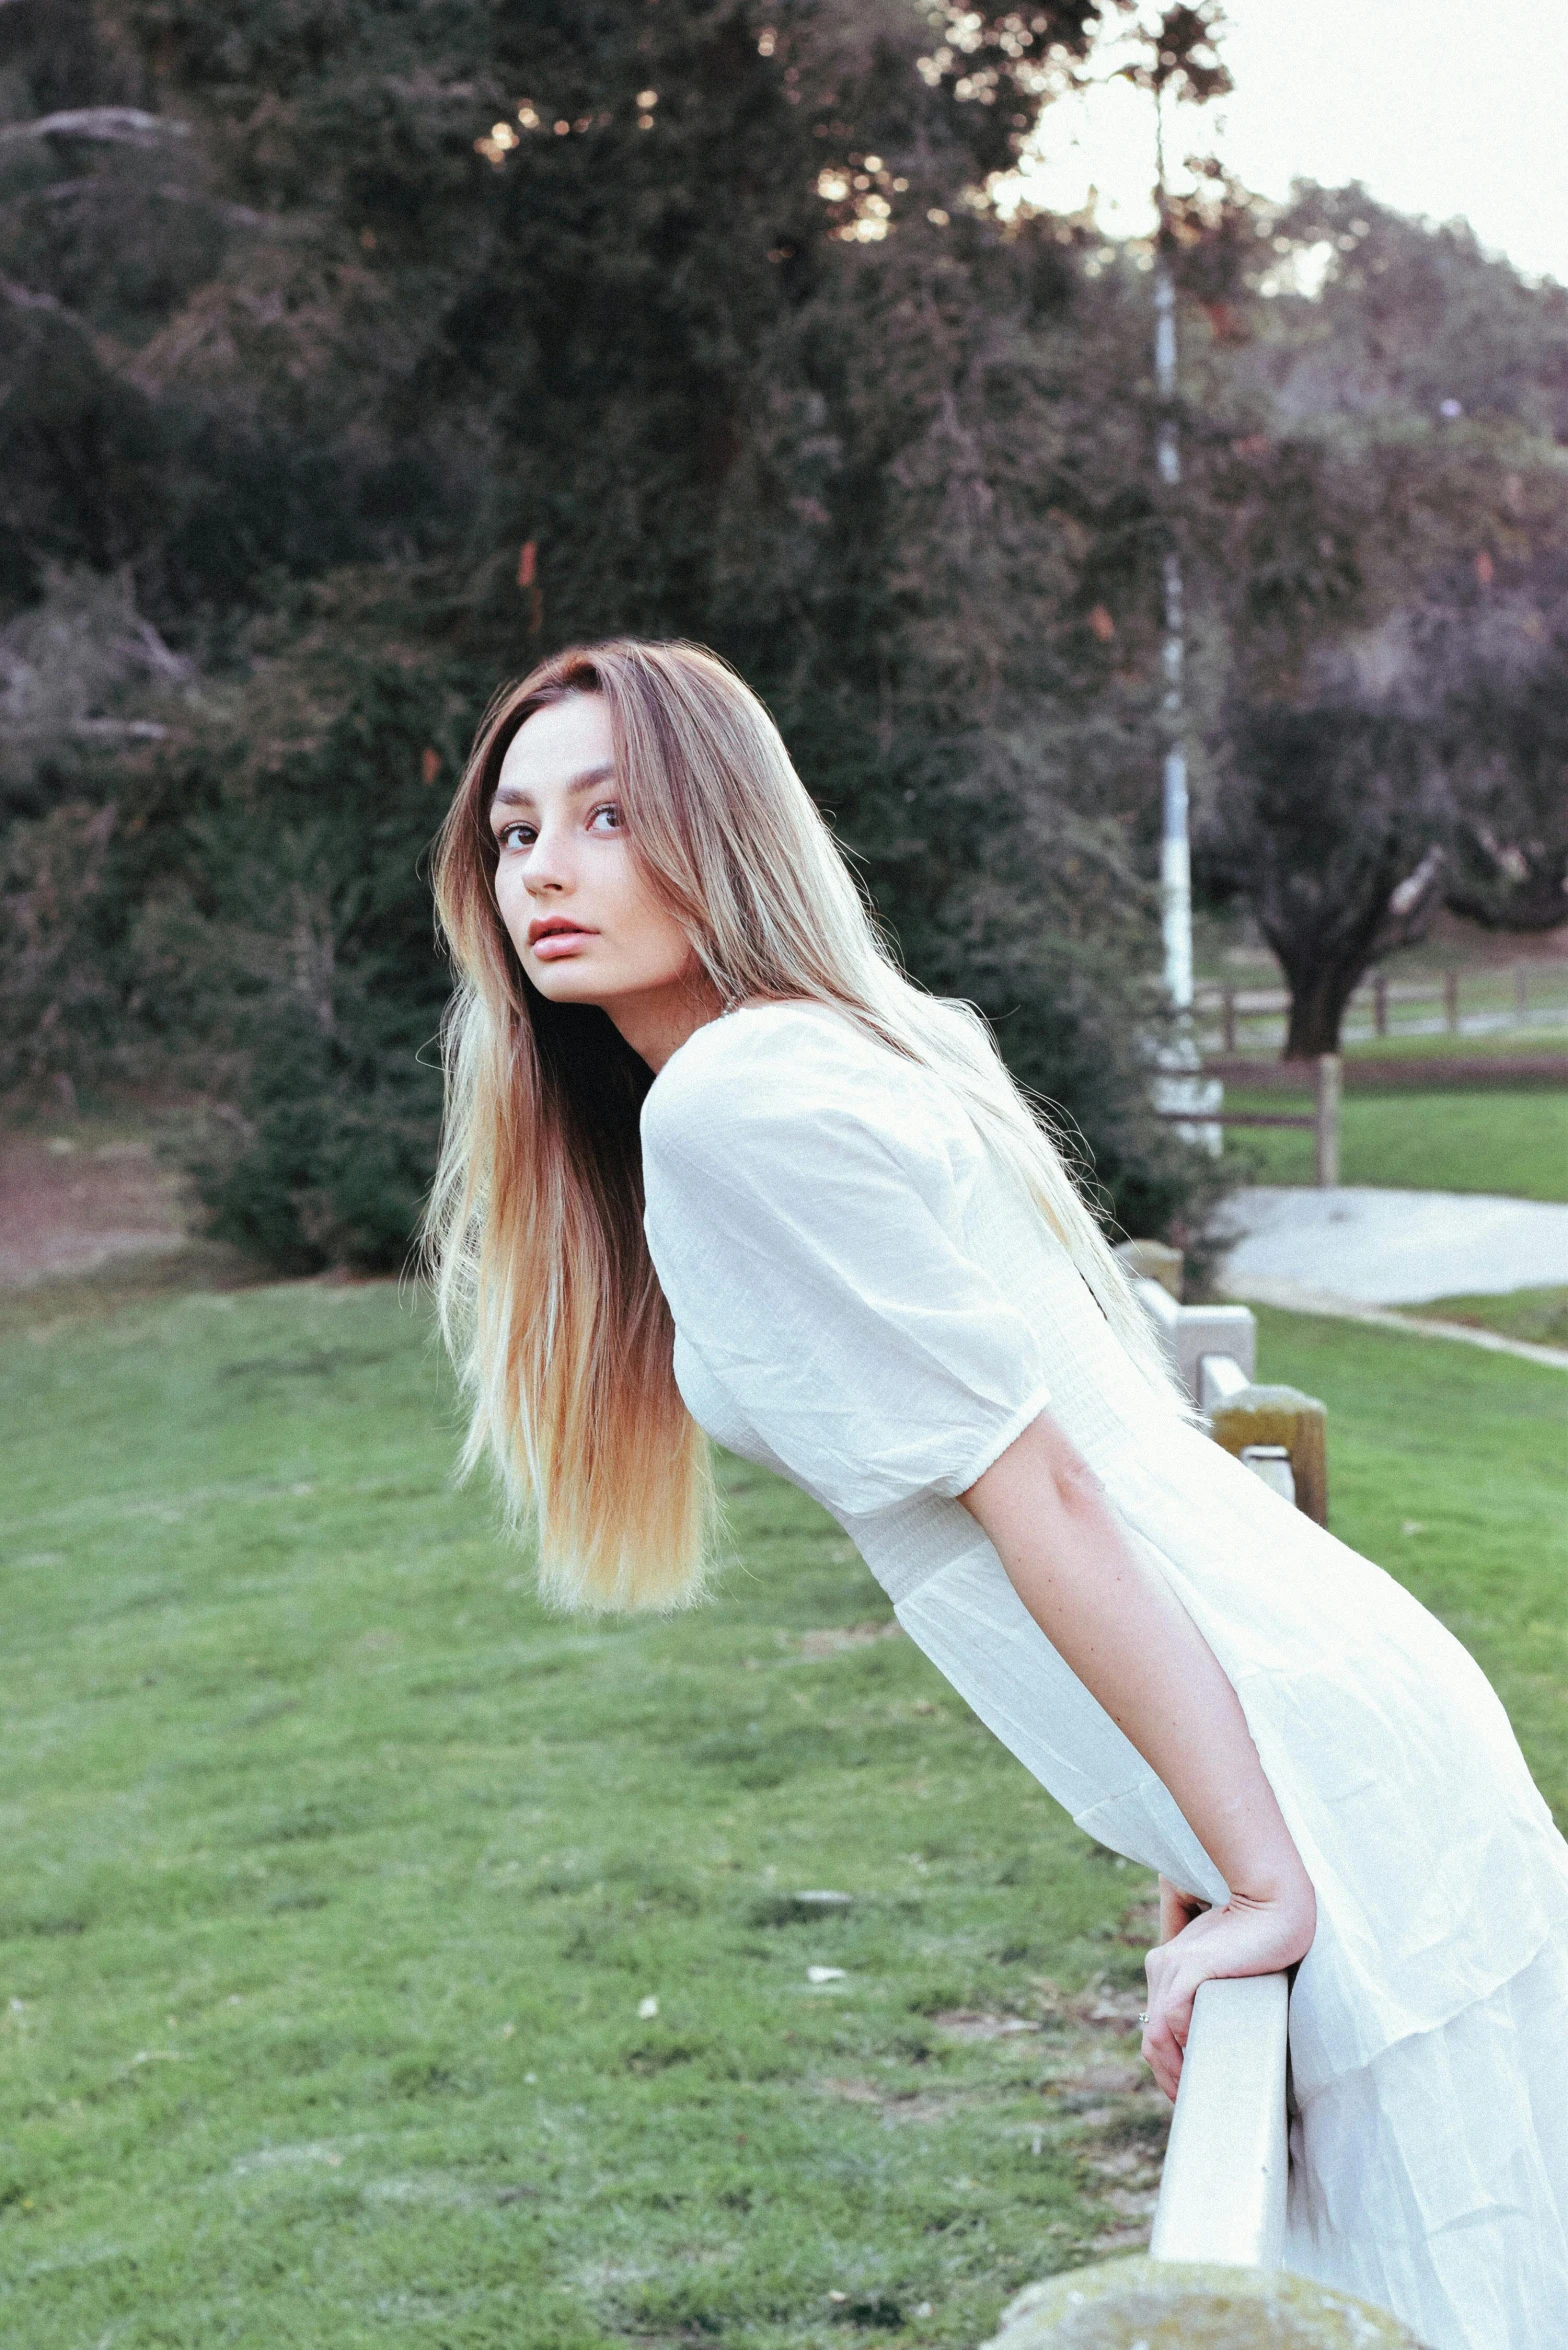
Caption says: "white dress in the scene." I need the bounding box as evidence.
[639,1002,1568,2350]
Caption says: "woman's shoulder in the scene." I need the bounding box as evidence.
[641,1000,951,1170]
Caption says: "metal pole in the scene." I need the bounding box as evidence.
[1314,1054,1341,1188]
[1154,232,1192,1016]
[1145,76,1220,1154]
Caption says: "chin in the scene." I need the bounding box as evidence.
[526,961,609,1003]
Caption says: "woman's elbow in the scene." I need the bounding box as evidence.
[959,1411,1104,1540]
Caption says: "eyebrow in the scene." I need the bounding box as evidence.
[492,762,616,810]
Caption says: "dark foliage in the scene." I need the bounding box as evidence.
[0,0,1238,1265]
[8,6,1564,1248]
[1436,561,1568,936]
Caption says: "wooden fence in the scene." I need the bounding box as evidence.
[1156,1053,1342,1185]
[1198,960,1568,1054]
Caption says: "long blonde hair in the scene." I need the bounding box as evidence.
[425,638,1179,1612]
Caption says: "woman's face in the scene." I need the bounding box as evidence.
[489,691,707,1061]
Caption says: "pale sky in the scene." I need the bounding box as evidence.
[1015,0,1568,284]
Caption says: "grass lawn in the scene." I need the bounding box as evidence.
[1250,1307,1568,1822]
[1342,1025,1568,1063]
[1221,1087,1568,1200]
[1406,1286,1568,1350]
[0,1279,1564,2347]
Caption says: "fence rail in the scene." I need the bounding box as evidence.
[1156,1052,1342,1185]
[1123,1270,1301,2272]
[1197,960,1568,1054]
[1149,1972,1291,2268]
[1123,1268,1300,2270]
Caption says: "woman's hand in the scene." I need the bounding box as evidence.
[1141,1881,1316,2102]
[1158,1875,1208,1945]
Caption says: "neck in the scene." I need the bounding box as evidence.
[606,968,728,1073]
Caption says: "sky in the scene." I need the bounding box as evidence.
[1015,0,1568,284]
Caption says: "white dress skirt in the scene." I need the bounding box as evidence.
[639,1001,1568,2350]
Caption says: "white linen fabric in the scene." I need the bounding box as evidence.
[640,1002,1568,2350]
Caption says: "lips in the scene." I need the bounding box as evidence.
[527,915,595,958]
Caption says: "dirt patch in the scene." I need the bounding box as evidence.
[814,2074,980,2127]
[794,1622,905,1661]
[0,1127,194,1289]
[928,2011,1043,2044]
[813,1965,1170,2255]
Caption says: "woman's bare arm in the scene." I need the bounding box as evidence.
[959,1409,1315,2097]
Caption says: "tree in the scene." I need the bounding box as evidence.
[1172,182,1568,1051]
[2,0,1235,1259]
[1209,694,1445,1059]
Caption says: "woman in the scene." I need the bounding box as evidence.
[425,638,1568,2350]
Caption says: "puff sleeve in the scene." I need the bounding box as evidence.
[640,1011,1053,1519]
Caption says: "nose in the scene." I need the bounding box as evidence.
[520,816,572,896]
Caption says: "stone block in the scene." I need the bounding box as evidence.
[1113,1238,1185,1299]
[984,2258,1427,2349]
[1210,1385,1328,1527]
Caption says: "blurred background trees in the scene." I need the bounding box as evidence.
[2,0,1565,1266]
[1178,181,1568,1050]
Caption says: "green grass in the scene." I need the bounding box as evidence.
[0,1281,1564,2346]
[1406,1286,1568,1350]
[1342,1024,1568,1062]
[1249,1306,1568,1821]
[1222,1087,1568,1199]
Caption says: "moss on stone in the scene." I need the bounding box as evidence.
[987,2258,1429,2349]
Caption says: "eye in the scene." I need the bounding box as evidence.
[495,819,536,850]
[587,801,624,832]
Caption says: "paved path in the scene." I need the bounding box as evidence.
[1214,1187,1568,1370]
[1215,1186,1568,1305]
